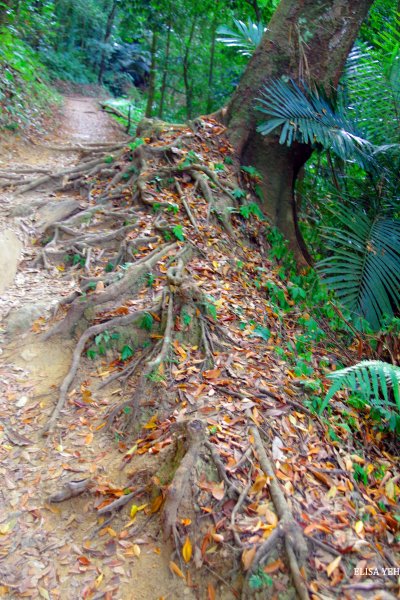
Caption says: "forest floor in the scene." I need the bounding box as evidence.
[0,97,194,600]
[0,95,398,600]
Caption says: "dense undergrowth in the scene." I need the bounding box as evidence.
[0,27,60,131]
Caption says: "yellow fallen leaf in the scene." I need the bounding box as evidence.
[242,547,256,571]
[182,536,192,563]
[169,560,184,578]
[0,519,16,535]
[132,544,141,557]
[95,573,104,588]
[326,555,341,577]
[251,475,267,494]
[130,504,139,519]
[354,521,364,535]
[143,415,158,430]
[385,479,395,500]
[85,432,93,445]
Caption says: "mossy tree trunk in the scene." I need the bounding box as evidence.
[222,0,375,262]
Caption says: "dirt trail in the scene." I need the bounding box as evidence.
[0,97,193,600]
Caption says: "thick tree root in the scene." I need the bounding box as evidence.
[43,308,160,435]
[243,409,310,600]
[162,419,205,540]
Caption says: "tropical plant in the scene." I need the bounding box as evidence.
[256,78,374,169]
[320,360,400,434]
[317,201,400,331]
[217,18,265,56]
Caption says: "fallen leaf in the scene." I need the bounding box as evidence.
[251,475,267,494]
[182,537,192,563]
[203,369,221,380]
[242,546,256,571]
[326,555,341,577]
[169,560,185,578]
[208,583,216,600]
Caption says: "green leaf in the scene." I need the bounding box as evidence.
[140,312,154,331]
[121,345,134,361]
[251,325,271,341]
[172,224,185,241]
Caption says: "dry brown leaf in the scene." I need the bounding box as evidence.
[242,546,256,571]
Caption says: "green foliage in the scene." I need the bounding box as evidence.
[139,312,154,331]
[317,203,400,331]
[249,568,273,591]
[320,360,400,434]
[121,344,134,361]
[146,272,156,287]
[241,165,262,179]
[217,19,265,56]
[250,324,271,341]
[239,203,265,220]
[257,78,374,170]
[172,224,185,241]
[0,28,59,130]
[232,188,246,200]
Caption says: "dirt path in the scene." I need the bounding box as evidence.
[0,97,193,600]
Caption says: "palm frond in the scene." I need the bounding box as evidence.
[320,360,400,433]
[317,203,400,330]
[256,79,374,170]
[217,19,265,57]
[342,41,400,144]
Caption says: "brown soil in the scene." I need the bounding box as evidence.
[0,97,195,600]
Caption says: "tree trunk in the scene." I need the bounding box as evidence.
[183,17,197,120]
[158,7,172,119]
[206,5,218,114]
[98,0,119,85]
[145,31,159,118]
[222,0,374,262]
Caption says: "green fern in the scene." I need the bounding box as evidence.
[256,78,374,170]
[317,203,400,330]
[320,360,400,433]
[217,19,265,56]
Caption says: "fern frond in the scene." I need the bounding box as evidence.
[320,360,400,433]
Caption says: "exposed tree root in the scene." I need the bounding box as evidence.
[43,308,160,435]
[162,419,206,540]
[243,409,310,600]
[15,116,386,598]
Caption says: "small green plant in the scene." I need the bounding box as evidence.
[353,463,369,485]
[121,344,134,361]
[232,187,246,199]
[320,360,400,434]
[249,568,273,591]
[166,203,179,215]
[128,138,145,151]
[204,297,218,320]
[241,165,262,179]
[172,224,185,241]
[239,203,265,220]
[251,324,271,341]
[146,272,156,287]
[104,155,114,164]
[139,312,154,331]
[180,150,200,168]
[147,368,166,383]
